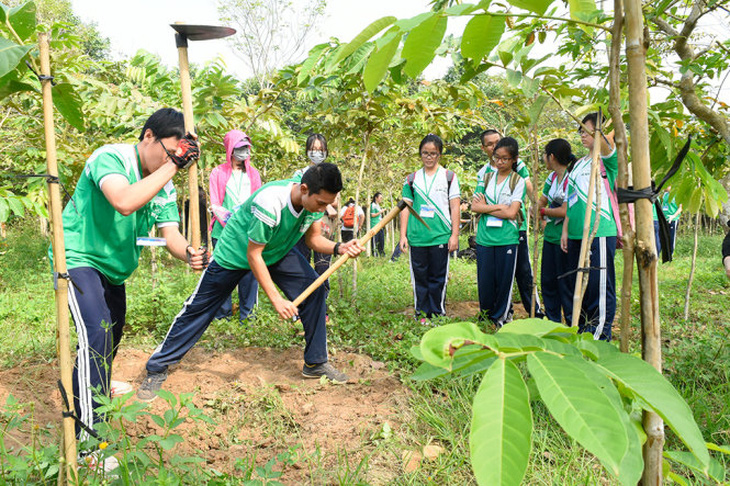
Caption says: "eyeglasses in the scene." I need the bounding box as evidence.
[493,156,514,162]
[157,138,177,160]
[420,152,440,159]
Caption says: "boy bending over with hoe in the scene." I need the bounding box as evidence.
[138,162,364,400]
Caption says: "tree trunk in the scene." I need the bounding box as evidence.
[625,0,665,481]
[683,205,701,321]
[352,129,373,301]
[530,124,541,318]
[608,0,636,353]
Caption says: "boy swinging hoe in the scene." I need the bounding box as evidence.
[139,162,364,400]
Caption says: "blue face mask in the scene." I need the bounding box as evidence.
[232,146,250,161]
[307,150,327,164]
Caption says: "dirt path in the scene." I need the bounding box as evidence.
[0,346,409,483]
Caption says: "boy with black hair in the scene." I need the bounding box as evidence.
[139,163,364,399]
[53,107,205,460]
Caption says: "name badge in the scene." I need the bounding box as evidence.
[136,237,167,247]
[568,192,578,207]
[419,206,436,218]
[486,216,503,227]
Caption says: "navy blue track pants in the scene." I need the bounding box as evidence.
[212,238,258,322]
[146,249,329,374]
[409,245,450,318]
[515,231,543,317]
[565,237,616,340]
[540,241,572,323]
[67,267,126,440]
[476,244,518,327]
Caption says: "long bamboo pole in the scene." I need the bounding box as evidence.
[570,120,603,326]
[39,32,78,482]
[608,0,636,353]
[624,0,665,479]
[175,31,201,255]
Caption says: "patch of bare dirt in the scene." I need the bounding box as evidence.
[0,347,409,483]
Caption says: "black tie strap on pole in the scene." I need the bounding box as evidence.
[57,380,99,440]
[615,136,691,263]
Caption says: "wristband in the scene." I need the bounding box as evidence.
[540,208,547,217]
[333,242,341,256]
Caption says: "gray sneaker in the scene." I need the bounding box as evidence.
[137,372,168,401]
[302,362,349,384]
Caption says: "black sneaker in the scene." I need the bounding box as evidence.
[302,362,349,384]
[137,371,168,402]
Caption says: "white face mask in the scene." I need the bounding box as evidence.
[232,146,250,161]
[307,150,326,164]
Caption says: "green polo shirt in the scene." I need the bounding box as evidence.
[53,144,180,285]
[474,172,525,246]
[477,159,530,231]
[213,180,323,270]
[566,149,618,240]
[402,167,460,247]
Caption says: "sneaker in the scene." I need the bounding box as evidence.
[110,380,133,398]
[137,372,168,402]
[302,362,349,384]
[79,451,119,476]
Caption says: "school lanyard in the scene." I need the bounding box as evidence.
[491,174,509,204]
[422,168,439,197]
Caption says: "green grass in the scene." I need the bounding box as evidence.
[1,218,728,484]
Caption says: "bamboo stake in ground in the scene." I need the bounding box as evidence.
[624,0,665,479]
[570,117,604,326]
[608,0,636,353]
[293,200,427,307]
[39,32,78,482]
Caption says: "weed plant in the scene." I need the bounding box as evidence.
[1,218,728,483]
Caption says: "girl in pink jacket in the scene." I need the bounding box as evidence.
[209,130,263,322]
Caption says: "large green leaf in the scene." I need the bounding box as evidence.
[363,31,402,93]
[0,3,8,23]
[664,451,725,483]
[401,13,448,78]
[336,16,397,63]
[345,43,375,75]
[419,322,493,369]
[53,83,84,132]
[461,14,505,66]
[572,354,644,484]
[569,0,598,23]
[471,359,532,486]
[298,43,328,86]
[527,352,633,481]
[412,344,496,380]
[505,0,552,15]
[499,318,575,337]
[9,1,36,41]
[597,353,710,470]
[0,38,32,79]
[0,72,36,100]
